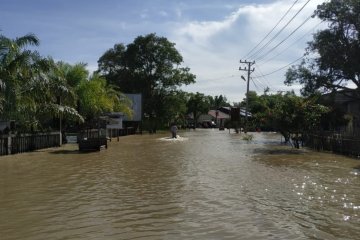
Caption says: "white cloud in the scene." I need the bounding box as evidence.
[176,8,243,44]
[169,0,325,102]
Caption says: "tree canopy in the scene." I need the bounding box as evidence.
[98,33,196,127]
[243,91,329,147]
[285,0,360,97]
[0,33,132,132]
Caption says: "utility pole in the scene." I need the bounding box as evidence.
[239,60,255,132]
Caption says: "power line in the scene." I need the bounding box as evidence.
[255,14,313,61]
[248,0,311,60]
[253,77,268,90]
[259,20,324,65]
[251,77,260,91]
[253,55,304,78]
[199,74,240,82]
[255,64,278,90]
[242,0,300,59]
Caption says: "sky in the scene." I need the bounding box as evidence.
[0,0,327,103]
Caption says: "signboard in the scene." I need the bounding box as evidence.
[124,93,142,121]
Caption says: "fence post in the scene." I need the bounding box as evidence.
[7,136,11,155]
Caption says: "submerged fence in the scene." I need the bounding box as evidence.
[0,128,137,156]
[305,132,360,157]
[0,132,60,156]
[80,127,136,140]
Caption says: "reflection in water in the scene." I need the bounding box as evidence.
[0,130,359,239]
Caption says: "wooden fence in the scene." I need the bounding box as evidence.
[0,132,60,156]
[107,127,136,139]
[0,128,136,156]
[79,127,136,140]
[304,133,360,157]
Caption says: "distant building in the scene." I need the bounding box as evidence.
[196,106,250,128]
[208,110,230,128]
[123,93,142,132]
[321,90,360,135]
[105,112,125,129]
[124,93,142,121]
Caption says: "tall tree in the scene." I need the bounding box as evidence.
[0,34,83,131]
[246,92,329,147]
[186,92,210,127]
[76,73,132,121]
[285,0,360,97]
[208,95,229,109]
[98,33,196,127]
[0,33,41,119]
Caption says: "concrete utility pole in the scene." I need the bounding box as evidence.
[239,60,255,131]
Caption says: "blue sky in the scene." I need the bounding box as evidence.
[0,0,326,102]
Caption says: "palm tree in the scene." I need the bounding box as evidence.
[0,34,83,132]
[0,33,41,121]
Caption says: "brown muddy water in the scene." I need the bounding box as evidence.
[0,130,359,239]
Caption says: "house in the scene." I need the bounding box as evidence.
[321,90,360,135]
[197,106,250,128]
[105,112,125,129]
[208,109,230,128]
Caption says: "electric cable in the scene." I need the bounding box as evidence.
[253,55,304,78]
[259,20,324,65]
[255,14,313,61]
[242,0,300,59]
[248,0,311,60]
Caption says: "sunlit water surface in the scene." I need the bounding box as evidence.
[0,130,359,239]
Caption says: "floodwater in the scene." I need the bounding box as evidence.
[0,130,359,239]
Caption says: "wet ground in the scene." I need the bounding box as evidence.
[0,130,359,239]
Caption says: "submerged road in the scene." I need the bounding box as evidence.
[0,130,359,239]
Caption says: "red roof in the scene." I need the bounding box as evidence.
[208,110,230,119]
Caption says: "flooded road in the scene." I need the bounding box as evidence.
[0,130,359,239]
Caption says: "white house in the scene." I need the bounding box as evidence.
[105,112,125,129]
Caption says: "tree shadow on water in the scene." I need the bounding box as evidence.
[254,148,305,155]
[49,149,85,154]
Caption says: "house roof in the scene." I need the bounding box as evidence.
[208,110,230,119]
[218,106,251,117]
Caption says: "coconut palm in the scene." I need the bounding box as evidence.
[0,34,83,131]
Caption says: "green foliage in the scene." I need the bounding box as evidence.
[0,33,132,132]
[76,74,132,121]
[285,0,360,97]
[245,92,329,145]
[186,92,211,125]
[98,33,196,128]
[208,94,230,109]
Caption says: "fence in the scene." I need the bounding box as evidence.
[0,128,137,156]
[0,132,60,156]
[107,127,136,139]
[305,133,360,157]
[79,127,136,140]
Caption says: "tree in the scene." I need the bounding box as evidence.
[98,33,196,128]
[76,73,132,121]
[0,33,84,132]
[285,0,360,97]
[208,94,229,109]
[186,92,210,128]
[253,92,329,148]
[0,33,41,120]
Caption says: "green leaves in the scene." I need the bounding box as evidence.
[0,33,133,132]
[285,0,360,97]
[246,92,329,142]
[98,33,196,126]
[76,74,132,121]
